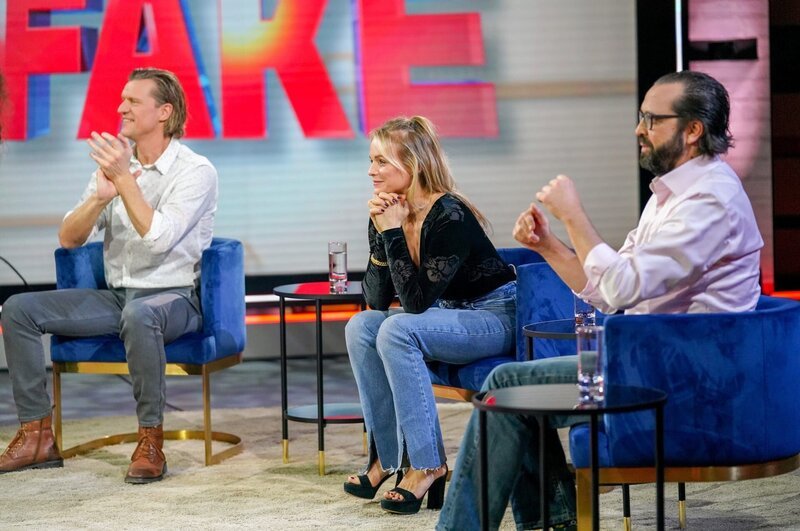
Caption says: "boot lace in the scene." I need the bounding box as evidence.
[2,430,26,457]
[131,434,162,463]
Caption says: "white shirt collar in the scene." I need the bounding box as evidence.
[131,137,181,175]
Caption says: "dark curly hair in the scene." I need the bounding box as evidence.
[655,70,734,156]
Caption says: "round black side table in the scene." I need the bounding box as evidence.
[522,318,577,360]
[472,383,667,531]
[273,281,366,475]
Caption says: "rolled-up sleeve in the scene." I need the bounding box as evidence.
[581,193,730,312]
[578,242,622,314]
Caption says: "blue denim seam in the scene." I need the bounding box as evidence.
[441,431,479,528]
[491,361,578,527]
[403,333,447,470]
[411,326,514,337]
[514,479,576,529]
[362,432,399,475]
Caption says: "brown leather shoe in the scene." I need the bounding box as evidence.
[124,424,167,484]
[0,415,64,474]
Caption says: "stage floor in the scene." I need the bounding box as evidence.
[0,358,360,426]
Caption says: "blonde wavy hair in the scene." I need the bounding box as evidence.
[369,116,489,229]
[129,68,187,138]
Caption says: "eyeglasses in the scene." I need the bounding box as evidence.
[638,111,681,130]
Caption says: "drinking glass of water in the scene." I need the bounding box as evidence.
[574,295,596,327]
[576,325,604,405]
[328,241,347,294]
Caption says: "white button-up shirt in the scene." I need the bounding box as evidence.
[70,138,218,289]
[579,155,763,314]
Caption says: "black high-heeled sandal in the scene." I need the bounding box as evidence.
[380,466,447,515]
[343,469,403,500]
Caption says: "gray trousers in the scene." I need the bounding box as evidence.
[1,287,201,426]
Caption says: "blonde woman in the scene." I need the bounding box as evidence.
[343,116,517,514]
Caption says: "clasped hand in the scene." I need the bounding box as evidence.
[87,131,139,202]
[368,192,408,232]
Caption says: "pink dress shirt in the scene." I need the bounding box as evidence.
[579,155,763,314]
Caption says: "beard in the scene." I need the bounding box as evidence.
[639,130,685,176]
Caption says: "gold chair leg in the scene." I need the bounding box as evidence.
[318,450,325,476]
[623,516,631,531]
[54,359,243,466]
[283,439,289,463]
[363,431,367,456]
[202,367,212,466]
[576,468,593,531]
[62,429,242,461]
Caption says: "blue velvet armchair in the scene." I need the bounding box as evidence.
[50,237,247,466]
[568,295,800,529]
[426,248,557,400]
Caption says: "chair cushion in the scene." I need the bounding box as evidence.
[569,423,612,468]
[569,420,763,469]
[569,296,800,469]
[514,262,576,360]
[200,238,247,355]
[496,247,544,268]
[51,333,218,365]
[427,355,516,391]
[50,237,246,368]
[55,242,107,290]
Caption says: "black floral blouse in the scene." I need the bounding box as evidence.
[363,193,515,313]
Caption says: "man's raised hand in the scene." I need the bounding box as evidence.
[513,202,552,250]
[87,132,137,182]
[535,174,583,223]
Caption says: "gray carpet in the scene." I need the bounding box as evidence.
[0,404,799,530]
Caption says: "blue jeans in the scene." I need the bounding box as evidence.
[345,281,516,471]
[437,357,580,531]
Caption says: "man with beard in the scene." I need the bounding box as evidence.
[437,70,763,531]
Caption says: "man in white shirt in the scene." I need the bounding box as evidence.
[438,71,763,530]
[0,68,218,484]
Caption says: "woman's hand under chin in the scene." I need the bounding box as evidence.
[369,192,408,232]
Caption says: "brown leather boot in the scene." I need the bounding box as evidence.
[0,415,64,474]
[124,424,167,484]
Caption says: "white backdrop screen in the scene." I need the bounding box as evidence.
[0,0,639,287]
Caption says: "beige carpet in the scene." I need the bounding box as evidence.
[1,404,799,530]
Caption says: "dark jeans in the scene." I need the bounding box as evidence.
[2,287,201,426]
[437,357,580,531]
